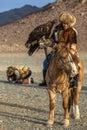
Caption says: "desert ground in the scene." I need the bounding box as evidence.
[0,51,87,130]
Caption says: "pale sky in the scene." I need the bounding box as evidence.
[0,0,56,13]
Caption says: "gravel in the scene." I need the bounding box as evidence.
[0,51,87,130]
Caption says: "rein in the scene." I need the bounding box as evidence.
[57,55,70,69]
[57,46,73,73]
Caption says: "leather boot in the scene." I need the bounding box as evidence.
[70,74,79,88]
[39,70,47,86]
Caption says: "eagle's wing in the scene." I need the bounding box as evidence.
[25,19,57,55]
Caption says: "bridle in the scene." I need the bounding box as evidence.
[47,45,74,93]
[56,46,73,73]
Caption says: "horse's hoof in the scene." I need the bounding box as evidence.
[75,114,80,120]
[46,120,54,126]
[64,119,69,127]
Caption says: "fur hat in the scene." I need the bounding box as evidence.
[59,12,76,27]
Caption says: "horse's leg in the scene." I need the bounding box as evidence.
[73,60,84,119]
[73,87,80,119]
[62,88,70,127]
[47,89,56,125]
[69,89,75,118]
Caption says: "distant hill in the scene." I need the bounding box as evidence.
[0,0,87,53]
[0,5,41,25]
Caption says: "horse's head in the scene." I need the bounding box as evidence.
[55,42,72,73]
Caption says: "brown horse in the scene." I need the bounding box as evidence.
[45,43,84,127]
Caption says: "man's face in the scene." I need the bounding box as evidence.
[62,23,70,30]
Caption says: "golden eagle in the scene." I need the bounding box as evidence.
[25,19,57,55]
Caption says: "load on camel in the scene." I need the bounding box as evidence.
[6,66,32,84]
[25,12,84,127]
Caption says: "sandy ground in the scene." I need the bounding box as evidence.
[0,51,87,130]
